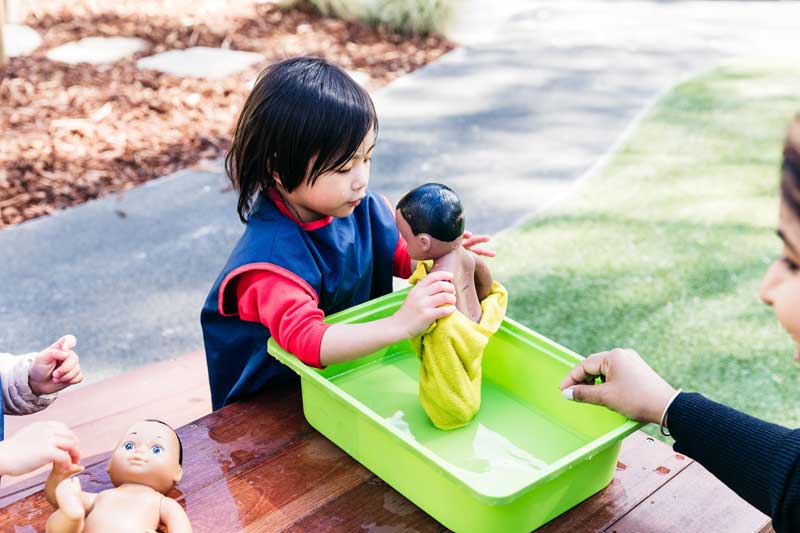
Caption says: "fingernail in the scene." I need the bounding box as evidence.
[562,387,574,401]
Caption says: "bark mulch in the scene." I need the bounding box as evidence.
[0,0,454,228]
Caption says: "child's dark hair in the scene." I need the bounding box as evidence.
[782,114,800,218]
[145,419,183,466]
[226,56,378,223]
[397,183,465,242]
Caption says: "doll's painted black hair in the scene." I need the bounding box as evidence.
[397,183,465,242]
[782,114,800,219]
[226,56,378,223]
[145,419,183,466]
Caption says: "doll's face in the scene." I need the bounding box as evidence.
[396,209,434,260]
[107,421,182,494]
[760,200,800,362]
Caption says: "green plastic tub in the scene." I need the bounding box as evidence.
[268,288,641,532]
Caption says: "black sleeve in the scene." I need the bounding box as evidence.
[667,392,800,532]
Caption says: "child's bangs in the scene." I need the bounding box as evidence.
[306,77,378,184]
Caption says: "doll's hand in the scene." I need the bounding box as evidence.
[55,477,86,520]
[462,231,496,257]
[560,348,677,424]
[29,335,83,395]
[0,421,80,476]
[393,270,456,338]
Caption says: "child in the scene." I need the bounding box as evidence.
[201,56,492,410]
[0,336,83,477]
[396,184,508,429]
[45,419,191,533]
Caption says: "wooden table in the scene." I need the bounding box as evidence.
[0,382,772,532]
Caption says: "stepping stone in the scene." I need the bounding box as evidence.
[3,24,42,57]
[46,36,147,64]
[136,46,264,79]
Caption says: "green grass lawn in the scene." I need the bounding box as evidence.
[491,60,800,434]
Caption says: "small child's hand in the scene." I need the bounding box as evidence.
[394,270,456,338]
[0,421,80,476]
[462,231,496,257]
[29,335,83,395]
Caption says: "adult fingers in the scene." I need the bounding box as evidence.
[559,352,610,390]
[562,384,609,406]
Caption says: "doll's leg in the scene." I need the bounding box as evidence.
[45,478,85,533]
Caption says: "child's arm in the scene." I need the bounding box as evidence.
[0,352,54,415]
[474,256,493,301]
[0,421,80,478]
[159,496,193,533]
[319,270,456,366]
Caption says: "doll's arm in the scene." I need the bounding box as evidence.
[45,463,83,508]
[160,496,193,533]
[474,256,493,301]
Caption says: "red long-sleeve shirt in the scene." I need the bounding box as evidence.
[232,192,411,368]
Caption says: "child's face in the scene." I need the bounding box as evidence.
[760,200,800,361]
[281,130,375,221]
[107,421,182,494]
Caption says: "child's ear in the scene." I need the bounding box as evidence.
[419,234,432,252]
[272,172,284,189]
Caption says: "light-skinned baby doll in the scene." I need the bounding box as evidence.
[45,419,191,533]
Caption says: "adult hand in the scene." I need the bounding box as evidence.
[462,231,496,257]
[560,348,677,424]
[29,335,83,395]
[0,421,80,476]
[393,270,456,338]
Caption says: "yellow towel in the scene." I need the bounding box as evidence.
[408,261,508,430]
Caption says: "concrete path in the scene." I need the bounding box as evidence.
[2,1,799,383]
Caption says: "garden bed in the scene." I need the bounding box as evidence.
[0,0,453,228]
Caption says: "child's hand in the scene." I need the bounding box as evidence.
[29,335,83,395]
[462,231,496,257]
[393,271,456,338]
[0,421,80,476]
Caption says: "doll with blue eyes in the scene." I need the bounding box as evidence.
[43,419,192,533]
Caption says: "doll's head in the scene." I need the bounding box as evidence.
[107,420,183,494]
[226,56,378,223]
[396,183,465,260]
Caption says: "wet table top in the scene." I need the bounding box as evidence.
[0,382,773,532]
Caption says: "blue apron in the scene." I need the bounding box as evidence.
[201,189,398,409]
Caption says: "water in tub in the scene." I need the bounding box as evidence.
[333,351,591,495]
